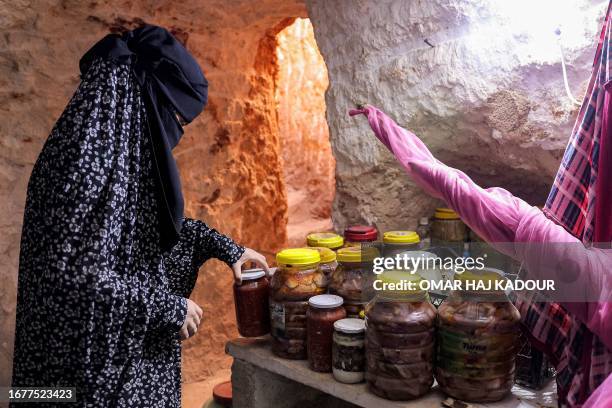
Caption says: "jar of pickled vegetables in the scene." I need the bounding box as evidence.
[436,269,520,402]
[307,294,346,372]
[365,272,436,400]
[332,318,366,383]
[303,246,337,280]
[430,208,467,250]
[307,232,344,251]
[382,230,420,258]
[329,246,379,314]
[270,248,325,359]
[233,269,270,337]
[344,225,378,247]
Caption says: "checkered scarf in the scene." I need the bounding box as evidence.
[520,3,612,406]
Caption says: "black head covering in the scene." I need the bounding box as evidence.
[80,24,208,250]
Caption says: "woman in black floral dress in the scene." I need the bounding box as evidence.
[11,25,269,407]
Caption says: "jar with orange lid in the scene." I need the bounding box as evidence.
[307,232,344,251]
[329,246,379,318]
[382,230,421,258]
[430,208,467,254]
[303,246,337,280]
[343,225,378,247]
[365,272,436,400]
[269,248,325,359]
[435,269,520,402]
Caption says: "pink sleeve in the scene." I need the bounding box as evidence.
[350,105,612,348]
[349,106,530,254]
[583,371,612,408]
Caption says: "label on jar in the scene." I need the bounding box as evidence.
[269,301,286,338]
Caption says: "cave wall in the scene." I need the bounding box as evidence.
[306,0,607,232]
[0,0,307,387]
[276,18,335,245]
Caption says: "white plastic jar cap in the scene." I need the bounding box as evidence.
[334,318,365,333]
[308,294,343,309]
[241,269,266,281]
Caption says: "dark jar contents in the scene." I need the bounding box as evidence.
[270,299,309,359]
[332,318,366,383]
[233,269,270,337]
[436,270,520,403]
[365,272,436,400]
[306,295,346,372]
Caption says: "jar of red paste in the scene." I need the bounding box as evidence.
[233,269,270,337]
[344,225,378,247]
[306,294,346,372]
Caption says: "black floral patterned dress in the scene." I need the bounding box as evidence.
[11,59,243,407]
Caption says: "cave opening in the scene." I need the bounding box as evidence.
[274,18,335,246]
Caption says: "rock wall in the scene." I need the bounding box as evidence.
[306,0,607,232]
[276,18,335,246]
[0,0,307,388]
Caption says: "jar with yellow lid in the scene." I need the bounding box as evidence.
[269,248,325,359]
[329,246,379,318]
[430,208,467,253]
[302,246,337,280]
[365,272,436,400]
[307,232,344,251]
[436,268,520,402]
[382,230,421,258]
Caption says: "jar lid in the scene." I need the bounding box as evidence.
[301,246,336,263]
[334,318,365,333]
[344,225,378,242]
[379,270,423,289]
[383,230,420,244]
[308,294,343,309]
[455,268,504,283]
[336,246,379,263]
[276,248,320,266]
[434,207,460,220]
[212,380,232,407]
[419,217,429,225]
[307,232,344,249]
[241,268,266,281]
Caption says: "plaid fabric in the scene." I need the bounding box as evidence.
[523,3,612,406]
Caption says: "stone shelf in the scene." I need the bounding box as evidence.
[225,337,557,408]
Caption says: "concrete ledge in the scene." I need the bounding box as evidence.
[226,337,557,408]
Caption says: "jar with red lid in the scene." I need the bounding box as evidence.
[233,269,270,337]
[306,294,346,372]
[344,225,378,247]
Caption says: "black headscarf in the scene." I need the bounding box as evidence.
[80,24,208,250]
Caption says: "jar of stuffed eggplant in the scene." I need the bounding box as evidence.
[365,272,436,400]
[329,246,379,316]
[436,269,520,402]
[269,248,325,359]
[332,318,366,383]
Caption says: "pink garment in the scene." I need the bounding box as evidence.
[583,370,612,408]
[350,105,612,405]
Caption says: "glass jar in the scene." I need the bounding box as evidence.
[329,246,379,312]
[270,248,324,359]
[302,246,337,281]
[233,269,270,338]
[365,272,436,400]
[332,318,366,383]
[430,208,467,252]
[270,248,326,301]
[436,269,520,403]
[307,232,344,251]
[306,294,346,372]
[382,230,420,258]
[343,225,378,247]
[415,217,431,248]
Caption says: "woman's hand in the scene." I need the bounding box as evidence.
[180,298,203,340]
[231,248,271,283]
